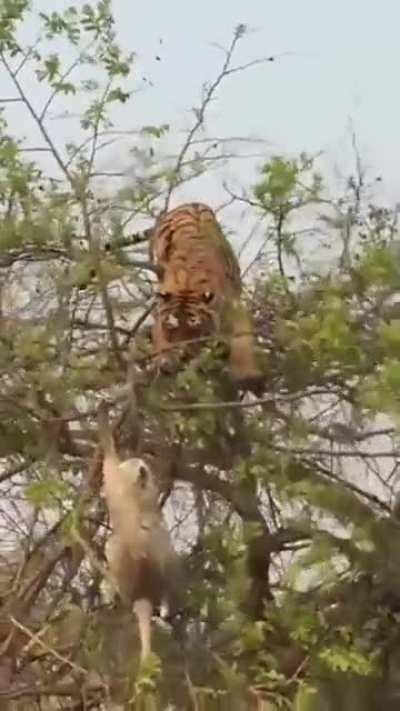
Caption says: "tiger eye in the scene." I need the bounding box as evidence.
[202,291,214,303]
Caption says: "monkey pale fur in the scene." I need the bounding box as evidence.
[99,410,181,660]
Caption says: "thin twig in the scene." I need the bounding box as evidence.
[40,40,96,123]
[163,26,272,210]
[158,390,341,412]
[0,52,73,183]
[10,617,88,676]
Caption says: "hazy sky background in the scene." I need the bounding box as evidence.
[0,0,399,228]
[111,0,398,191]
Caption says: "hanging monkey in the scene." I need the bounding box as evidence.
[98,404,184,661]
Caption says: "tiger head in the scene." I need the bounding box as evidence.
[156,289,216,337]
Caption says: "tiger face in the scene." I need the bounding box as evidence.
[152,287,220,371]
[157,289,216,335]
[155,264,225,336]
[151,238,234,367]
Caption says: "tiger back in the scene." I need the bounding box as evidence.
[149,202,261,385]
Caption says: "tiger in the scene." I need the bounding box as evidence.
[149,202,262,387]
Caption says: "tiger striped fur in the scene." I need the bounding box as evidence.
[149,202,261,386]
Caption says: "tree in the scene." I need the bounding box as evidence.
[0,2,400,709]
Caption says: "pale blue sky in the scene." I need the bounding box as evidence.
[1,0,399,214]
[110,0,399,200]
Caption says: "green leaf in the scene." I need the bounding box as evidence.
[107,87,130,103]
[44,53,60,81]
[294,684,318,711]
[25,479,70,509]
[141,123,170,138]
[52,81,76,95]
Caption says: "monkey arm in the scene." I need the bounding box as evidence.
[97,401,117,459]
[97,401,122,509]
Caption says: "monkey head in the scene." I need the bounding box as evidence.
[116,458,159,508]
